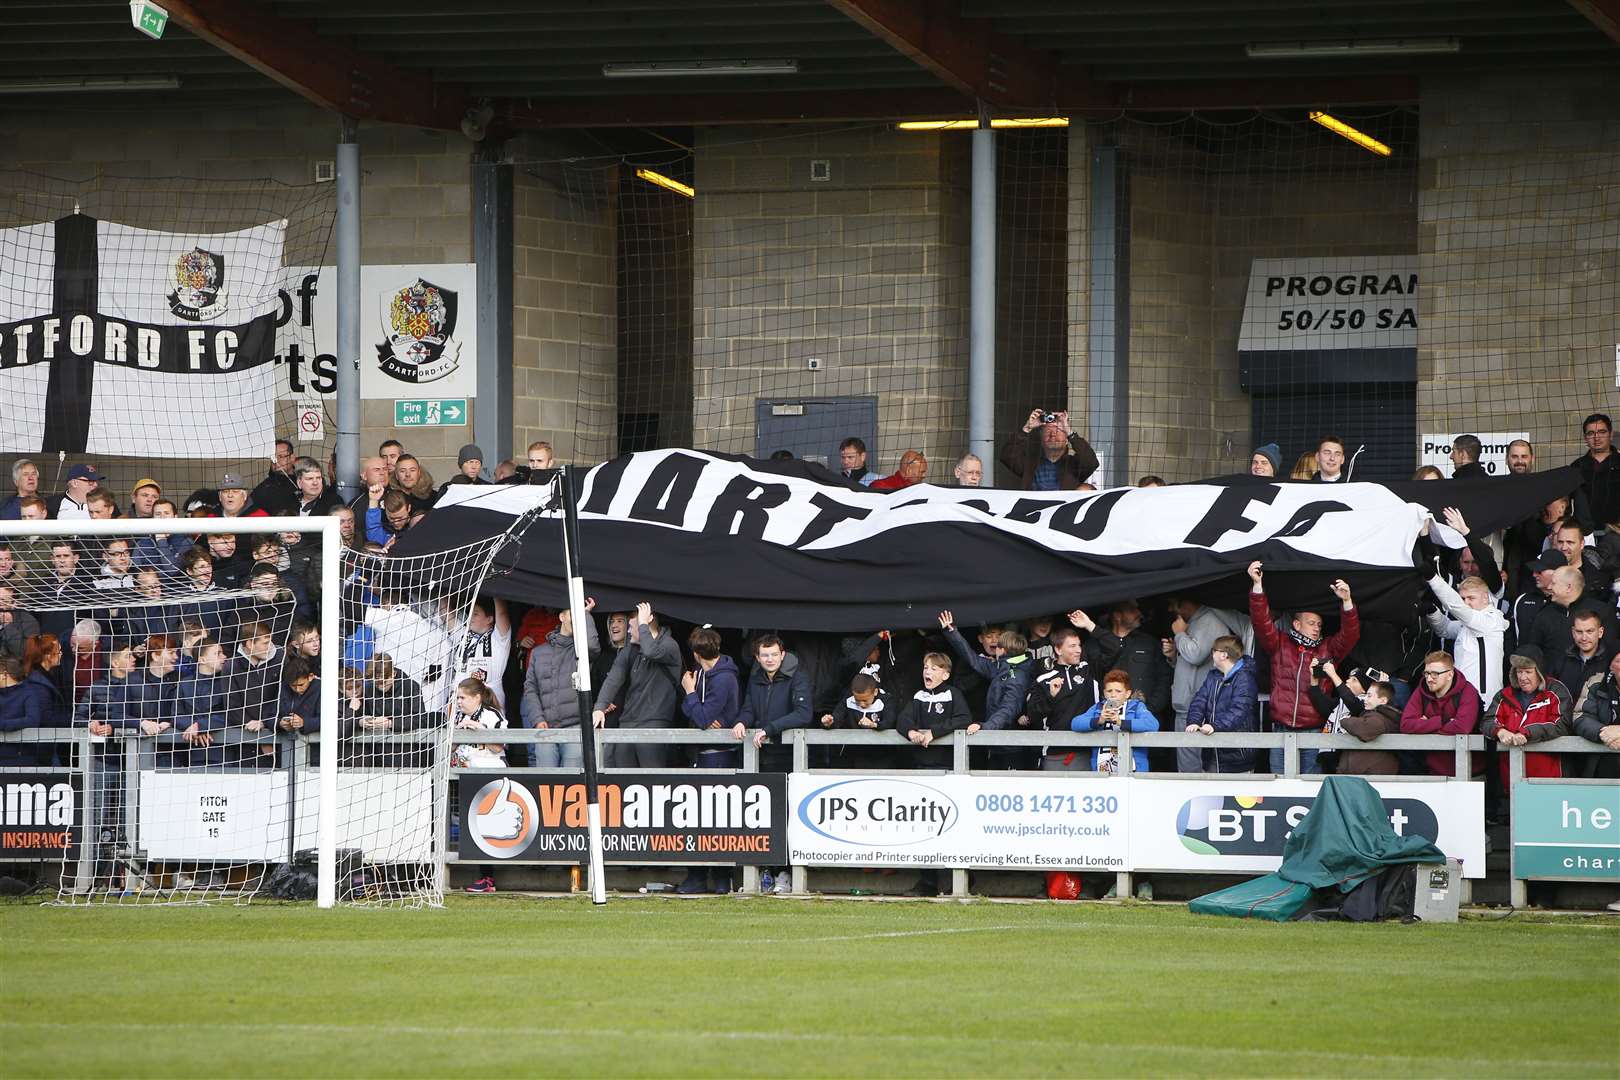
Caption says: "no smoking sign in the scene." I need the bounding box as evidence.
[295,401,325,442]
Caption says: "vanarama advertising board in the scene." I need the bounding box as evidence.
[457,773,786,864]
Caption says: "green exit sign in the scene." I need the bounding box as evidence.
[130,0,169,39]
[395,399,468,427]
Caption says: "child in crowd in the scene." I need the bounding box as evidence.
[278,655,321,736]
[819,671,889,768]
[895,652,973,766]
[1070,669,1159,774]
[680,627,741,769]
[455,676,508,896]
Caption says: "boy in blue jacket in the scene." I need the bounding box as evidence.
[1071,668,1160,774]
[1177,634,1259,774]
[939,610,1034,768]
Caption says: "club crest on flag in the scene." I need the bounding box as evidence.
[376,277,460,384]
[167,246,227,321]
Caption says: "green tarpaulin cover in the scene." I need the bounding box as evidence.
[1189,775,1448,919]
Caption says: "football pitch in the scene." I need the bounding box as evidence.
[1,896,1615,1078]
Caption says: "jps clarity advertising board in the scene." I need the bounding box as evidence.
[1512,780,1620,882]
[1131,779,1485,878]
[458,773,786,864]
[786,775,1128,871]
[0,773,80,861]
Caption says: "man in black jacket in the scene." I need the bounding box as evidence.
[1524,567,1618,663]
[1025,625,1098,771]
[1573,412,1616,533]
[999,409,1098,491]
[1074,601,1172,724]
[251,439,300,517]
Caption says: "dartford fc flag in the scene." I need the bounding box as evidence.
[0,215,285,457]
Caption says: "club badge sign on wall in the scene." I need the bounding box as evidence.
[288,262,477,400]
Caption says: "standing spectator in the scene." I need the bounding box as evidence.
[250,438,300,517]
[391,455,437,512]
[1553,611,1614,700]
[0,584,41,661]
[939,611,1033,732]
[1289,452,1318,481]
[444,445,488,490]
[1573,413,1616,532]
[1072,601,1172,724]
[1247,561,1360,774]
[277,655,322,737]
[129,479,162,519]
[85,487,118,520]
[953,454,983,487]
[379,491,414,548]
[39,542,90,641]
[1024,625,1098,770]
[133,499,190,574]
[216,474,257,518]
[1313,436,1347,482]
[1250,443,1282,478]
[1510,550,1563,653]
[591,602,681,769]
[1506,439,1535,475]
[681,626,742,773]
[1,459,42,520]
[0,543,26,597]
[1327,674,1403,777]
[1449,434,1487,479]
[837,438,877,486]
[1400,651,1483,776]
[1573,651,1620,751]
[1523,567,1617,662]
[732,633,812,758]
[1178,635,1258,774]
[293,461,341,518]
[870,451,927,492]
[1070,669,1159,775]
[174,635,229,766]
[204,533,248,590]
[456,597,514,710]
[349,457,389,538]
[93,540,136,591]
[378,439,404,483]
[1549,518,1606,589]
[894,652,973,764]
[0,656,45,764]
[13,498,52,576]
[1167,597,1251,731]
[1000,409,1098,491]
[1425,573,1507,704]
[54,464,102,520]
[526,441,556,472]
[1481,648,1572,782]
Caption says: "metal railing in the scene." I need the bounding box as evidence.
[7,725,1613,908]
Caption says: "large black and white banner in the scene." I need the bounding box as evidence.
[0,215,285,457]
[395,451,1581,631]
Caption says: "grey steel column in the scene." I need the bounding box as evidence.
[968,114,996,472]
[472,156,514,467]
[1087,143,1130,487]
[335,120,362,502]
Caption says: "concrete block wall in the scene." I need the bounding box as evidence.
[1418,69,1620,467]
[510,158,617,466]
[692,125,970,477]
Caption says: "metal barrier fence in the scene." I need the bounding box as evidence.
[6,726,1614,909]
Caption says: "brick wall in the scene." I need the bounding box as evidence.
[1418,69,1620,466]
[691,125,970,477]
[510,158,618,466]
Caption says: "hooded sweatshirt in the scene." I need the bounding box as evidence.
[1400,671,1483,776]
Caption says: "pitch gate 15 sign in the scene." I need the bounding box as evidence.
[457,773,786,864]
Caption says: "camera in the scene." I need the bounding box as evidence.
[1311,658,1330,680]
[1041,411,1058,424]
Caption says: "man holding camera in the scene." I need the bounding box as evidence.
[999,408,1099,491]
[1247,561,1360,774]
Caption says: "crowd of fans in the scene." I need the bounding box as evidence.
[0,411,1616,897]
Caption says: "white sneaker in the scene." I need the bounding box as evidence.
[1607,899,1620,913]
[773,869,792,895]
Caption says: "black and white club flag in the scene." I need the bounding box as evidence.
[0,214,285,457]
[395,451,1580,631]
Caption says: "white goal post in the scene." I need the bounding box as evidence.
[4,516,345,906]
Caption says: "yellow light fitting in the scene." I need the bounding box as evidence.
[1308,111,1392,157]
[895,117,1070,132]
[635,167,694,198]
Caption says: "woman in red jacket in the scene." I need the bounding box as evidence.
[1481,647,1572,782]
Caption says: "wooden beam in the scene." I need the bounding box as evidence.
[1566,0,1620,43]
[497,88,975,128]
[823,0,1075,107]
[158,0,468,130]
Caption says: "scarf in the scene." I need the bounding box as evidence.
[462,629,493,665]
[1286,626,1322,650]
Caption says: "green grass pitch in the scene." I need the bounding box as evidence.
[2,896,1616,1077]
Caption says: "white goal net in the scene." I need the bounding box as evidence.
[0,515,516,908]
